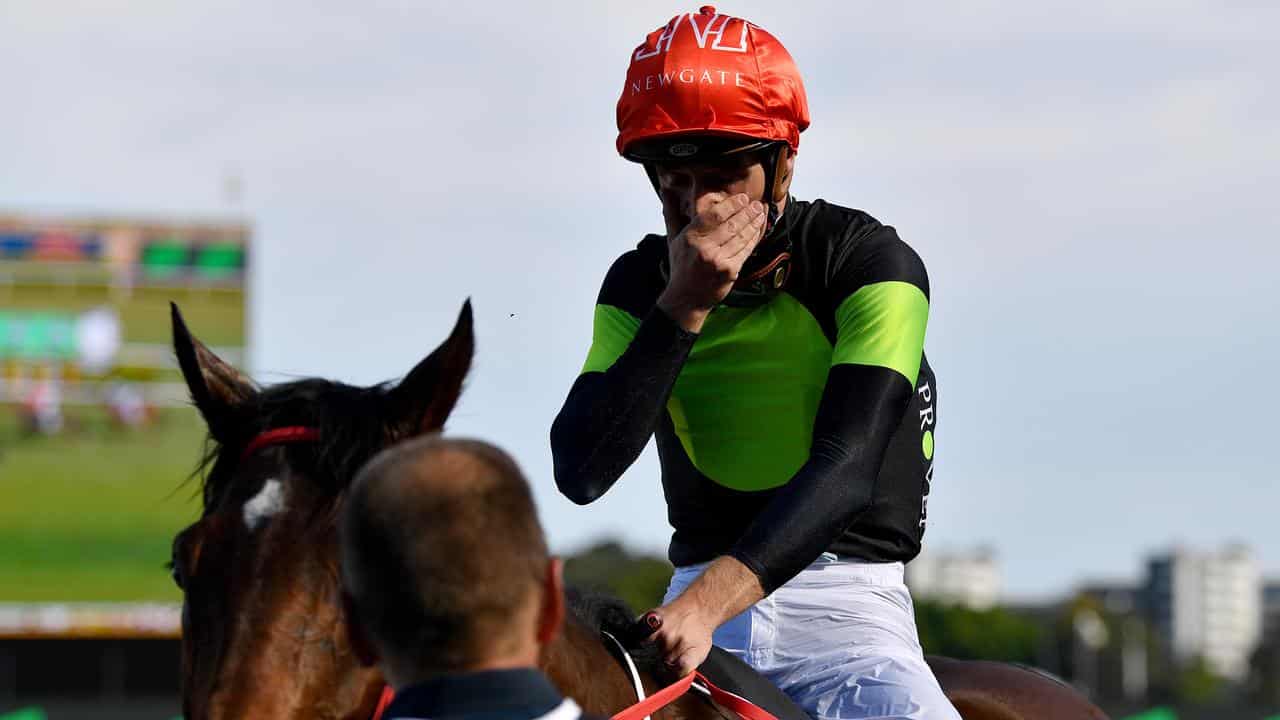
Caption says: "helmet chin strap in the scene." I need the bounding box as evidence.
[761,142,789,236]
[724,143,793,307]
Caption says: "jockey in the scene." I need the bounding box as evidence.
[551,7,958,719]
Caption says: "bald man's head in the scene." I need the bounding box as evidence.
[340,436,552,680]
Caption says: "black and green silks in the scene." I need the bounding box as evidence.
[551,199,937,594]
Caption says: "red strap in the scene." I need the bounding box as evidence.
[611,672,695,720]
[610,671,778,720]
[697,674,779,720]
[240,426,321,462]
[370,684,395,720]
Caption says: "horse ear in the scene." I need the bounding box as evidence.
[171,302,256,438]
[388,299,474,436]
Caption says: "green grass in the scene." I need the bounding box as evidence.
[0,278,239,600]
[0,407,206,601]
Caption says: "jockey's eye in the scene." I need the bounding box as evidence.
[655,167,692,192]
[655,161,752,195]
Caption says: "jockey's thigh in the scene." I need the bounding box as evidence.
[666,556,961,720]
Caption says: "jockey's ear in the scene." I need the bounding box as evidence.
[387,299,474,437]
[171,302,256,441]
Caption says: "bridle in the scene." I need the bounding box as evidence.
[239,425,397,720]
[239,426,321,462]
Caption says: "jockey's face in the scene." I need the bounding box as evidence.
[654,153,767,237]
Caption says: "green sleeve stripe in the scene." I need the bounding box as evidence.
[832,281,929,385]
[581,304,642,374]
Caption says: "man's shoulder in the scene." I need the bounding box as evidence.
[793,198,905,255]
[796,197,881,229]
[791,198,928,299]
[594,235,666,318]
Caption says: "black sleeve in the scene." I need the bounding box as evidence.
[550,250,697,505]
[728,364,915,593]
[728,224,931,594]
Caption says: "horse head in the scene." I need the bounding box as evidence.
[169,301,473,720]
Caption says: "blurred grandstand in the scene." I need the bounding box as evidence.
[0,213,247,413]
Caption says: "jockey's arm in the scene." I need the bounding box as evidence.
[657,363,921,660]
[551,249,697,505]
[729,363,921,592]
[729,231,931,594]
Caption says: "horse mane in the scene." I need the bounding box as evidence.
[566,587,665,672]
[194,377,401,516]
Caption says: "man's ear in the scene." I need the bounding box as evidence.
[537,557,566,646]
[342,591,380,668]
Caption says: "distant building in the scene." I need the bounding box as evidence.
[1144,545,1261,680]
[906,547,1000,610]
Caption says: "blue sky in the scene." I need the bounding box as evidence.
[2,1,1277,599]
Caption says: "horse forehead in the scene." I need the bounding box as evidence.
[242,478,288,530]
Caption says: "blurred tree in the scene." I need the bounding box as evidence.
[563,540,672,612]
[1173,656,1225,706]
[914,600,1043,664]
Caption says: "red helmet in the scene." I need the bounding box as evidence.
[616,5,810,162]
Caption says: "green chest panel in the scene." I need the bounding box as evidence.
[667,293,832,492]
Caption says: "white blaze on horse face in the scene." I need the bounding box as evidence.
[243,478,287,531]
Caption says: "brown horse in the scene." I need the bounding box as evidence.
[168,301,1106,720]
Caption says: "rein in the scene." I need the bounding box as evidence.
[604,612,778,720]
[610,670,778,720]
[372,686,395,720]
[601,631,651,720]
[238,426,395,720]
